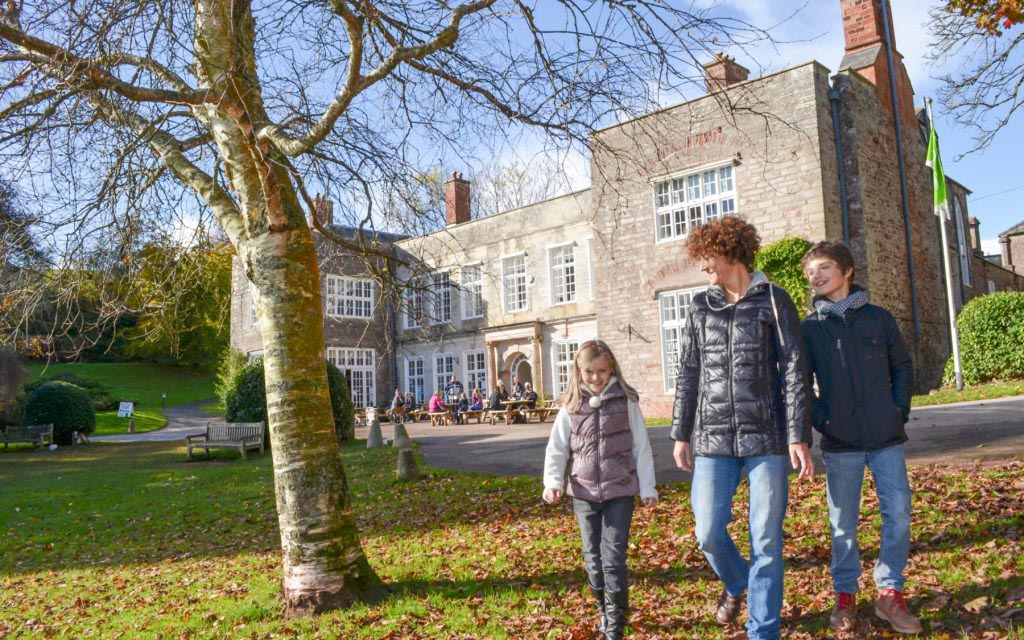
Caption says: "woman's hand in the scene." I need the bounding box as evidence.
[641,496,658,509]
[789,443,815,479]
[542,487,562,504]
[672,440,694,472]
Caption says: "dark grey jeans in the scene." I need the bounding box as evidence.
[572,495,635,593]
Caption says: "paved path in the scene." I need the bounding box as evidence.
[91,399,221,443]
[93,395,1024,483]
[356,395,1024,483]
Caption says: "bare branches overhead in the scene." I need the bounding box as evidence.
[929,6,1024,153]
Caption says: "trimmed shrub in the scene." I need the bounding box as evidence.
[754,236,814,312]
[224,357,356,442]
[944,291,1024,385]
[327,362,355,442]
[23,381,96,445]
[24,372,117,411]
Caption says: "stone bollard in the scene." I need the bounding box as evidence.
[366,417,384,449]
[396,448,419,480]
[392,421,412,449]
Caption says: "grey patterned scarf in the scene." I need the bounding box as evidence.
[814,289,868,318]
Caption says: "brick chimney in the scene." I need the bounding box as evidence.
[444,172,471,225]
[702,53,749,93]
[312,193,333,226]
[968,216,983,255]
[838,0,915,125]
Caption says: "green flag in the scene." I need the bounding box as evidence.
[925,112,949,218]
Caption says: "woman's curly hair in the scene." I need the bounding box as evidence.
[685,215,760,270]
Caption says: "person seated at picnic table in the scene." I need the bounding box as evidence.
[521,382,539,409]
[454,391,470,424]
[444,375,464,407]
[510,382,524,400]
[428,390,446,414]
[390,389,403,411]
[469,388,485,411]
[403,390,416,409]
[489,383,509,410]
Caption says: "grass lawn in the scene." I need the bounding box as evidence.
[1,442,1021,639]
[912,380,1024,408]
[24,363,215,436]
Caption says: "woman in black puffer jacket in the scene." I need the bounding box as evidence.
[669,216,812,640]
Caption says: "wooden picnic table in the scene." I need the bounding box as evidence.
[428,408,454,426]
[523,405,560,422]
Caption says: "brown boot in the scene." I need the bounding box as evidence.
[714,588,744,625]
[874,589,923,634]
[829,592,857,631]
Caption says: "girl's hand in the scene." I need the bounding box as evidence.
[641,496,657,509]
[542,487,562,504]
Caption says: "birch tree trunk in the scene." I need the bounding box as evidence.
[193,0,383,613]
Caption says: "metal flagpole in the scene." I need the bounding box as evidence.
[926,98,964,391]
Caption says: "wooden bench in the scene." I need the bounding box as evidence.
[524,406,560,422]
[428,410,453,426]
[488,408,519,426]
[460,409,485,424]
[2,424,54,448]
[186,422,266,460]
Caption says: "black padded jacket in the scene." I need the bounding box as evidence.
[669,273,812,457]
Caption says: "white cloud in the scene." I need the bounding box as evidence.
[981,238,1002,256]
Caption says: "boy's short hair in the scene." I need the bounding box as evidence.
[686,215,761,270]
[802,240,856,281]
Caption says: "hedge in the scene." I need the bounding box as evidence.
[945,291,1024,385]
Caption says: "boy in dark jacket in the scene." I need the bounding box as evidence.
[801,240,922,635]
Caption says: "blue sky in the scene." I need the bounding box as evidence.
[694,0,1023,252]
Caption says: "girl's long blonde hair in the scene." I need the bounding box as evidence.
[560,340,639,412]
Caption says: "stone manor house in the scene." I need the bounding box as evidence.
[231,0,1023,418]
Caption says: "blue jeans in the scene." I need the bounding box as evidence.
[573,496,635,593]
[822,444,912,594]
[691,455,789,640]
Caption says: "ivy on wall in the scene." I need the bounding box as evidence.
[754,236,813,312]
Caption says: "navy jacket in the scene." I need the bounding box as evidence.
[801,292,913,452]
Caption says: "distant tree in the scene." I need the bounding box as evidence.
[930,1,1024,152]
[0,182,44,269]
[122,238,232,368]
[0,347,25,424]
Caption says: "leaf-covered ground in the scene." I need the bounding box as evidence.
[1,442,1021,639]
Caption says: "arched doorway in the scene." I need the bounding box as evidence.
[508,353,533,389]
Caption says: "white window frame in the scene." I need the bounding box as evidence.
[652,162,737,243]
[463,350,487,393]
[547,242,577,306]
[432,271,452,325]
[659,287,705,392]
[551,340,580,398]
[405,356,425,404]
[325,275,375,319]
[248,284,259,327]
[586,237,596,300]
[434,352,455,395]
[461,263,484,319]
[952,196,972,287]
[404,279,425,330]
[502,252,528,313]
[327,347,377,408]
[988,280,997,294]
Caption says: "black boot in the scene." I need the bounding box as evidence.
[590,586,607,635]
[603,590,629,640]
